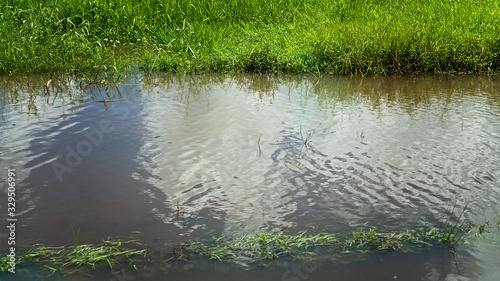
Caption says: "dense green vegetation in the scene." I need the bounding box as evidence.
[1,0,499,75]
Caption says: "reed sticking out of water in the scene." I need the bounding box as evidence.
[71,225,81,260]
[299,126,315,155]
[439,201,469,247]
[258,133,262,157]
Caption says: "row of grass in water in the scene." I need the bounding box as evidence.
[0,218,494,275]
[1,0,500,75]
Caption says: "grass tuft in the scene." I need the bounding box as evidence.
[439,201,469,247]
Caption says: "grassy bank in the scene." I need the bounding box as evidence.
[1,0,499,75]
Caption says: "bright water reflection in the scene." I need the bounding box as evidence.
[0,73,499,280]
[135,74,500,237]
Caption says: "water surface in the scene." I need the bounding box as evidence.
[0,73,499,280]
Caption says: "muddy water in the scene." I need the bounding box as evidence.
[0,73,499,280]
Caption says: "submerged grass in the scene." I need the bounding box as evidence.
[0,218,493,275]
[1,0,500,75]
[0,239,146,275]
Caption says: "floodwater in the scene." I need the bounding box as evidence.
[0,73,499,280]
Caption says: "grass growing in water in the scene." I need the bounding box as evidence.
[0,239,146,275]
[1,0,500,74]
[439,201,469,247]
[71,225,81,261]
[0,201,494,274]
[1,219,493,275]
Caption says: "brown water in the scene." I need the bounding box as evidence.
[0,73,499,280]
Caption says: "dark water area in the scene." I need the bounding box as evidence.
[0,73,499,280]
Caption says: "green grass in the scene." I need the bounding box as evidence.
[439,201,469,247]
[0,239,146,275]
[1,0,500,75]
[0,218,493,275]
